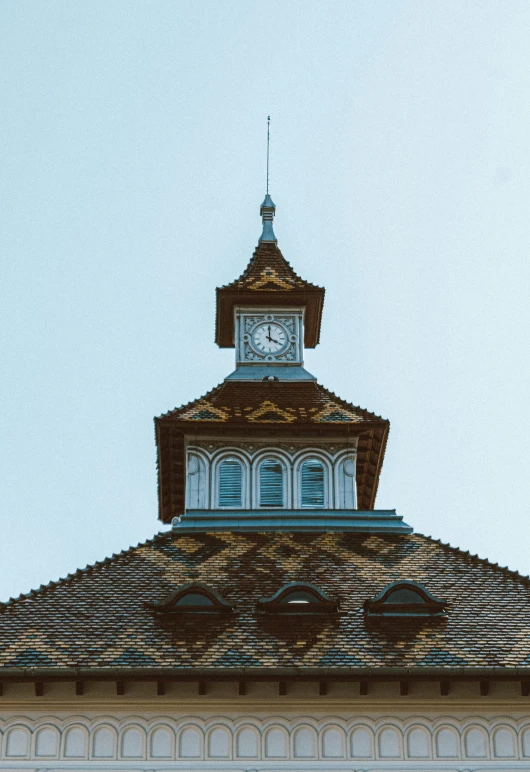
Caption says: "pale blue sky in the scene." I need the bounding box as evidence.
[1,1,529,600]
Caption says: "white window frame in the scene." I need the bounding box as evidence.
[212,450,250,509]
[185,450,209,510]
[334,451,358,510]
[293,452,332,509]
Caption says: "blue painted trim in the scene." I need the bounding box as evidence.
[172,509,413,534]
[225,365,316,381]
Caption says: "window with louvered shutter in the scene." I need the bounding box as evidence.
[300,459,325,507]
[218,458,243,507]
[259,459,284,507]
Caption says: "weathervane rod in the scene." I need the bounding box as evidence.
[266,115,270,194]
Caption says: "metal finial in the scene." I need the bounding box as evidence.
[259,116,277,243]
[266,115,270,194]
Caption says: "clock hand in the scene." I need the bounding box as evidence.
[265,326,280,344]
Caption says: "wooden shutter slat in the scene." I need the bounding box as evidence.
[260,460,284,507]
[301,459,325,507]
[218,459,243,507]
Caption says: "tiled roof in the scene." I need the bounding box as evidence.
[1,530,529,671]
[215,242,325,348]
[159,380,384,425]
[220,241,322,293]
[155,381,389,520]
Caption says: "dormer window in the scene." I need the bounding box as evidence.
[218,458,243,508]
[281,589,317,603]
[257,583,338,614]
[259,458,284,507]
[300,459,325,507]
[147,583,233,616]
[175,592,215,607]
[364,581,447,618]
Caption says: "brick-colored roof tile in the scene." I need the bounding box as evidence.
[219,242,323,293]
[159,379,386,425]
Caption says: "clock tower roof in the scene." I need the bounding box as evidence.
[215,199,325,348]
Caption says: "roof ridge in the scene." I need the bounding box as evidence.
[0,531,172,609]
[417,532,530,585]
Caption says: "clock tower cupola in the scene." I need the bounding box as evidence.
[155,191,411,535]
[216,196,325,381]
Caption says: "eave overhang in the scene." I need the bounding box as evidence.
[2,665,530,684]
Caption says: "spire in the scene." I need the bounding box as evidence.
[259,193,277,243]
[259,116,277,243]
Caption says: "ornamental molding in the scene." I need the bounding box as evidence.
[236,310,303,366]
[189,441,357,457]
[0,713,529,765]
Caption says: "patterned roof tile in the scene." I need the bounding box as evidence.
[1,531,530,671]
[219,242,323,293]
[159,380,385,425]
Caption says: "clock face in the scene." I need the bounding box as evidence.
[238,311,302,364]
[251,322,288,355]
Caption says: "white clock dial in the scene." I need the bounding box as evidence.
[252,322,288,354]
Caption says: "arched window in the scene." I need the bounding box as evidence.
[257,583,338,614]
[280,589,316,603]
[186,453,206,509]
[218,457,243,508]
[259,458,284,507]
[147,583,233,616]
[175,593,215,606]
[300,458,325,507]
[337,455,356,509]
[364,581,447,618]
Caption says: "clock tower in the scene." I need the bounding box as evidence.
[217,194,324,381]
[232,196,305,371]
[155,193,411,533]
